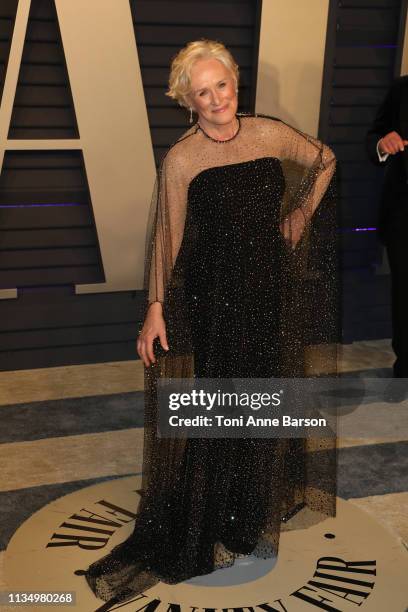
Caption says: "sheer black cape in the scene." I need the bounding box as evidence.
[75,114,339,609]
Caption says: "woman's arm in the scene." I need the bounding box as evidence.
[279,123,336,248]
[147,150,188,304]
[138,148,188,366]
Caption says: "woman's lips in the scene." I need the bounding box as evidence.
[213,106,228,113]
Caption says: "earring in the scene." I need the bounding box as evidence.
[189,107,193,124]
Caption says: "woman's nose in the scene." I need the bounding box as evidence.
[211,90,220,106]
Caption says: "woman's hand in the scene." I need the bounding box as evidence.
[137,302,169,367]
[280,208,307,250]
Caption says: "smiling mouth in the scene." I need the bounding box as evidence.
[213,105,228,113]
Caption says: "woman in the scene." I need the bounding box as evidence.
[75,40,338,608]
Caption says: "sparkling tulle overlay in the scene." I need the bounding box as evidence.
[76,115,339,608]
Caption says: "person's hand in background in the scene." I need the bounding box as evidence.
[378,131,408,155]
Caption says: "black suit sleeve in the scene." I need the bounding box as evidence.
[365,78,401,165]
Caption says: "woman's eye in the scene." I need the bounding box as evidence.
[199,91,206,97]
[219,82,226,88]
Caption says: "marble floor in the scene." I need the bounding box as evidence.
[0,339,407,602]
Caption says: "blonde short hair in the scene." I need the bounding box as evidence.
[166,39,239,108]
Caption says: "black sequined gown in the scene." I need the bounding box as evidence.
[184,157,285,379]
[152,157,291,573]
[76,115,338,608]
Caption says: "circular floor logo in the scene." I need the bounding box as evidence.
[4,476,408,611]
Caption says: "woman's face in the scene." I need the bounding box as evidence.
[188,58,238,127]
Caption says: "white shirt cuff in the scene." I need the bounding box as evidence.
[377,140,389,162]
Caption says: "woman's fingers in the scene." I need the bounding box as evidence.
[159,329,169,352]
[137,337,150,367]
[137,311,168,367]
[137,334,155,367]
[280,211,305,249]
[280,219,290,240]
[146,336,156,365]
